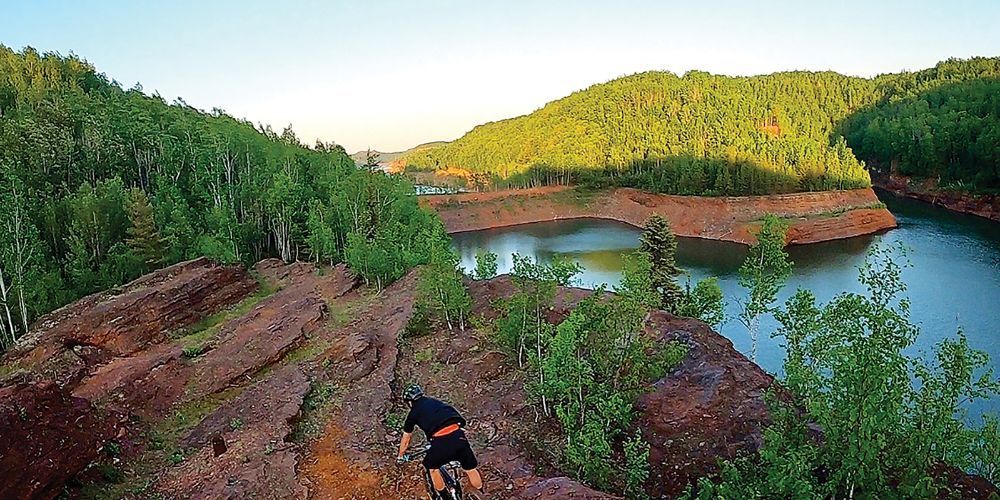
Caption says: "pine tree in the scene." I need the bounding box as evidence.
[639,214,683,311]
[125,188,166,268]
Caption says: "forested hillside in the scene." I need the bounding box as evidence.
[842,78,1000,193]
[348,141,448,166]
[0,46,446,348]
[404,57,1000,195]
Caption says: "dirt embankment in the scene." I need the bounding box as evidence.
[874,173,1000,221]
[1,258,993,499]
[422,186,898,245]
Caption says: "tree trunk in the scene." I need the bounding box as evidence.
[0,267,18,343]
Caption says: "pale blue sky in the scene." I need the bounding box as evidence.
[7,0,1000,152]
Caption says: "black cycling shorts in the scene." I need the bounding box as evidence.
[423,429,478,470]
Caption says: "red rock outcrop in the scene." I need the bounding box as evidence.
[1,257,258,385]
[156,365,310,499]
[639,313,774,496]
[2,259,993,499]
[0,381,124,500]
[0,258,258,499]
[423,186,898,245]
[516,477,618,499]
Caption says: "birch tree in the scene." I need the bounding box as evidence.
[737,214,791,361]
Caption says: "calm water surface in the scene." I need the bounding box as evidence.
[451,192,1000,419]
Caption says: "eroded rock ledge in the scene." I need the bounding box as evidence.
[423,186,898,245]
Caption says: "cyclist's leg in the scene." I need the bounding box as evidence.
[428,467,446,492]
[422,468,438,500]
[464,468,483,490]
[423,442,449,494]
[454,431,483,490]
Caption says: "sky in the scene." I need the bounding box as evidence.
[7,0,1000,153]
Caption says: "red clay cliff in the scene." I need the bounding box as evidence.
[422,186,898,245]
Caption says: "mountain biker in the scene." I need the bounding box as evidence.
[396,384,484,496]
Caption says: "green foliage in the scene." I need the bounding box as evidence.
[0,45,445,349]
[167,450,184,465]
[100,464,124,483]
[969,415,1000,484]
[676,276,725,327]
[292,381,341,442]
[414,236,472,332]
[623,431,651,499]
[473,250,499,280]
[639,215,682,311]
[502,252,685,492]
[102,440,122,458]
[639,214,725,328]
[495,254,582,367]
[181,345,205,359]
[691,243,1000,498]
[841,64,1000,192]
[125,188,166,270]
[738,214,792,361]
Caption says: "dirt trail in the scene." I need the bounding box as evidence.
[299,270,611,500]
[423,186,897,245]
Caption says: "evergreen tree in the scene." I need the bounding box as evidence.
[125,189,166,269]
[639,214,683,311]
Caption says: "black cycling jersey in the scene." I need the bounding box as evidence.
[403,396,466,436]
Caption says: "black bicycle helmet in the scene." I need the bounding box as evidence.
[402,384,424,402]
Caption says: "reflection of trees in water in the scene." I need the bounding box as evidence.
[675,238,746,274]
[786,235,875,272]
[538,249,631,273]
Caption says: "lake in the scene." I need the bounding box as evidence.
[451,192,1000,420]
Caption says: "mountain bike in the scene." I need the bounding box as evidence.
[399,443,467,500]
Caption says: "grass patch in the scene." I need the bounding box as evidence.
[291,381,342,443]
[181,345,205,359]
[383,407,407,432]
[551,186,602,208]
[0,359,28,381]
[79,386,245,499]
[768,201,889,222]
[172,276,278,350]
[282,339,333,366]
[414,347,434,363]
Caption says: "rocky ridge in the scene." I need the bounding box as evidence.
[0,257,993,499]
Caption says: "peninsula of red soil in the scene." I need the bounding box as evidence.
[422,186,898,245]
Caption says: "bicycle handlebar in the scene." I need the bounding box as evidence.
[399,444,432,463]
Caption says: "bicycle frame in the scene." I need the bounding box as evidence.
[404,445,464,500]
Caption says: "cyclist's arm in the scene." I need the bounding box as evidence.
[398,408,417,460]
[397,431,412,460]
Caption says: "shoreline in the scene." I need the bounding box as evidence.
[873,174,1000,222]
[422,186,898,245]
